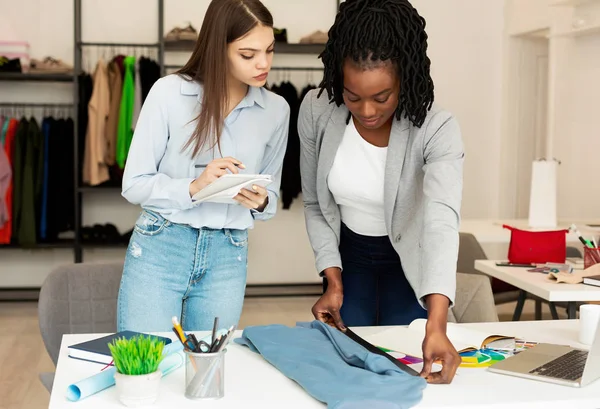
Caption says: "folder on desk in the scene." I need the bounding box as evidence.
[68,331,172,365]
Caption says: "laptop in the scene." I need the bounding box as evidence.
[488,322,600,387]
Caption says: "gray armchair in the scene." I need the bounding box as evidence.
[449,272,499,323]
[37,261,123,391]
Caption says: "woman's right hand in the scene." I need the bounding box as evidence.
[312,268,346,330]
[312,289,345,330]
[189,157,245,197]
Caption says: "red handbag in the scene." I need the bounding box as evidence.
[503,225,568,264]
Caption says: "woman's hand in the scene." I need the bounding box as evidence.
[312,289,345,330]
[419,293,460,384]
[234,185,268,211]
[189,157,245,197]
[419,328,460,384]
[312,268,346,331]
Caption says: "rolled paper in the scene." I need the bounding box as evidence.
[65,341,184,401]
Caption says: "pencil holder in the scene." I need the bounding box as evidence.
[184,349,226,400]
[584,247,600,269]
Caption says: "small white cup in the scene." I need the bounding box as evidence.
[579,304,600,345]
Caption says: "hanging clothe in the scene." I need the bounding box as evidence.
[139,56,161,104]
[116,56,136,169]
[132,60,142,129]
[77,73,93,181]
[0,117,7,144]
[0,115,75,246]
[39,118,50,240]
[18,118,42,247]
[300,84,317,104]
[56,118,75,236]
[0,144,10,228]
[106,60,122,166]
[0,118,18,244]
[271,81,302,209]
[11,118,27,244]
[83,59,110,186]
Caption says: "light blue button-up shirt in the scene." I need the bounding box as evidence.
[122,74,290,230]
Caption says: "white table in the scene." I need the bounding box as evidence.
[475,260,600,319]
[50,320,600,409]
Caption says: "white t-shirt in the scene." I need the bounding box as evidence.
[327,118,388,237]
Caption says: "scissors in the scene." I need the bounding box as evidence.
[186,334,211,353]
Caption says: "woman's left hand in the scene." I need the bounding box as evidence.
[419,329,460,384]
[234,185,268,211]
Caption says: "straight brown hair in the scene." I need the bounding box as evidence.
[177,0,273,158]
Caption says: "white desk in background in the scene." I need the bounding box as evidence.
[475,260,600,319]
[50,320,600,409]
[460,219,600,244]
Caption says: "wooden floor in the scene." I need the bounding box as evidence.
[0,297,563,409]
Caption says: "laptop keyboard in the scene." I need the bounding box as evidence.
[529,349,588,381]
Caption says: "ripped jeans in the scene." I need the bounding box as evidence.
[117,209,249,332]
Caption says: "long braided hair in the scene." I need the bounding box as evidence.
[318,0,434,128]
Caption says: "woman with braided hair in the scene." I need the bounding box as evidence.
[299,0,464,384]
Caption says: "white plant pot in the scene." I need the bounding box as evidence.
[114,370,162,407]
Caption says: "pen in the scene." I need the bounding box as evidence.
[172,316,187,344]
[217,325,236,352]
[570,224,593,248]
[211,317,219,347]
[172,328,186,345]
[210,335,222,353]
[195,163,244,168]
[495,262,536,268]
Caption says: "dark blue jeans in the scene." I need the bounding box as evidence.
[325,223,427,327]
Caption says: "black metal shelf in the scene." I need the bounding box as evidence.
[81,242,129,249]
[78,186,121,193]
[165,40,324,55]
[0,240,75,250]
[78,42,160,48]
[0,240,129,250]
[0,72,74,82]
[0,102,74,108]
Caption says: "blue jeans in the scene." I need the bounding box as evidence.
[117,209,248,332]
[331,223,427,326]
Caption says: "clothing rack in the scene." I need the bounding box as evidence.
[0,103,73,107]
[0,103,74,117]
[71,0,165,262]
[1,0,339,299]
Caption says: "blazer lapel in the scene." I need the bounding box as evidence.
[384,118,410,229]
[317,104,348,210]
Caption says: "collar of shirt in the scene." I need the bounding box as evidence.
[179,77,266,123]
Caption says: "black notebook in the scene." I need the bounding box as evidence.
[68,331,172,365]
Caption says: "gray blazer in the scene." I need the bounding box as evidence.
[298,89,464,307]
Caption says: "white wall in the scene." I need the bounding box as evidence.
[554,33,600,220]
[499,0,600,221]
[505,0,555,36]
[413,0,505,219]
[0,0,507,287]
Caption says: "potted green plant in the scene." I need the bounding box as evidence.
[108,334,166,407]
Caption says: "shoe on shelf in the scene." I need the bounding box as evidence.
[299,30,328,45]
[273,27,288,43]
[0,56,22,73]
[179,23,198,41]
[165,22,198,42]
[30,57,73,74]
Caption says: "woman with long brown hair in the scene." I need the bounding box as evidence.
[117,0,290,332]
